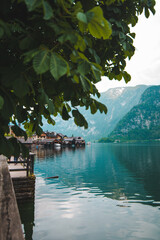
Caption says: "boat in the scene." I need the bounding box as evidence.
[54,143,61,148]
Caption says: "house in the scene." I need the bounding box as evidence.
[74,137,85,146]
[35,132,57,140]
[31,131,85,147]
[46,132,57,139]
[40,133,47,139]
[62,137,74,146]
[56,133,67,140]
[62,137,85,146]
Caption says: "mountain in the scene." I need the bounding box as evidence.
[109,86,160,140]
[43,85,148,141]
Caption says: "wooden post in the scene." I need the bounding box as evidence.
[0,155,24,240]
[26,157,29,177]
[29,153,35,175]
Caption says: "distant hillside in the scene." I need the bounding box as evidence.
[109,86,160,141]
[43,85,148,141]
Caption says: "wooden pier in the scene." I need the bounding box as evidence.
[7,153,36,200]
[0,153,36,239]
[8,153,35,178]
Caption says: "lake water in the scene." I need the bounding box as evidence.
[18,143,160,240]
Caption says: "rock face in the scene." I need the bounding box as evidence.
[110,86,160,140]
[43,85,148,141]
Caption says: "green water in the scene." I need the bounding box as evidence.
[18,143,160,240]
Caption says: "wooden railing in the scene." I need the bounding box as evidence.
[8,153,35,177]
[0,155,24,240]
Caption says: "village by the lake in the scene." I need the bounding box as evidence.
[18,131,86,148]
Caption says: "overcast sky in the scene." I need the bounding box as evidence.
[96,1,160,92]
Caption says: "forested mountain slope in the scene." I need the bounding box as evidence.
[109,86,160,140]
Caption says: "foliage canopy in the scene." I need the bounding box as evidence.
[0,0,156,157]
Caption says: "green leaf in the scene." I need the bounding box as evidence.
[77,61,90,75]
[1,93,15,120]
[47,100,55,114]
[33,50,50,74]
[38,89,49,104]
[35,125,43,136]
[78,21,87,33]
[80,76,90,92]
[123,71,131,83]
[25,0,41,11]
[73,75,79,83]
[8,137,20,158]
[86,12,94,22]
[72,109,88,129]
[116,73,122,81]
[23,49,39,63]
[145,7,150,18]
[62,105,71,120]
[19,141,29,157]
[78,52,89,61]
[129,32,136,39]
[19,36,33,50]
[50,53,68,80]
[58,32,77,44]
[16,105,28,123]
[0,96,4,109]
[89,48,101,64]
[47,117,55,125]
[13,76,29,98]
[12,125,27,140]
[91,63,102,83]
[80,76,93,93]
[90,101,97,114]
[77,12,88,23]
[88,7,112,39]
[105,0,116,6]
[0,136,14,157]
[43,1,54,20]
[94,100,107,114]
[74,35,86,52]
[0,27,4,38]
[24,122,34,132]
[130,15,138,27]
[24,0,34,10]
[0,20,11,37]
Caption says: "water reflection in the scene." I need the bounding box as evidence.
[19,143,160,240]
[18,199,35,240]
[34,143,160,205]
[110,143,160,201]
[35,146,85,159]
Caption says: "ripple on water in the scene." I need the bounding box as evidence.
[152,201,160,206]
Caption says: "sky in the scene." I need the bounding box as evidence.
[96,1,160,92]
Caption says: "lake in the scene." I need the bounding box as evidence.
[18,143,160,240]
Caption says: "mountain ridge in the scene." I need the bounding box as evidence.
[43,85,148,140]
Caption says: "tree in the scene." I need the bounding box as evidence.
[0,0,156,157]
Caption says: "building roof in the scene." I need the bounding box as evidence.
[46,132,57,138]
[57,133,67,138]
[74,137,83,140]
